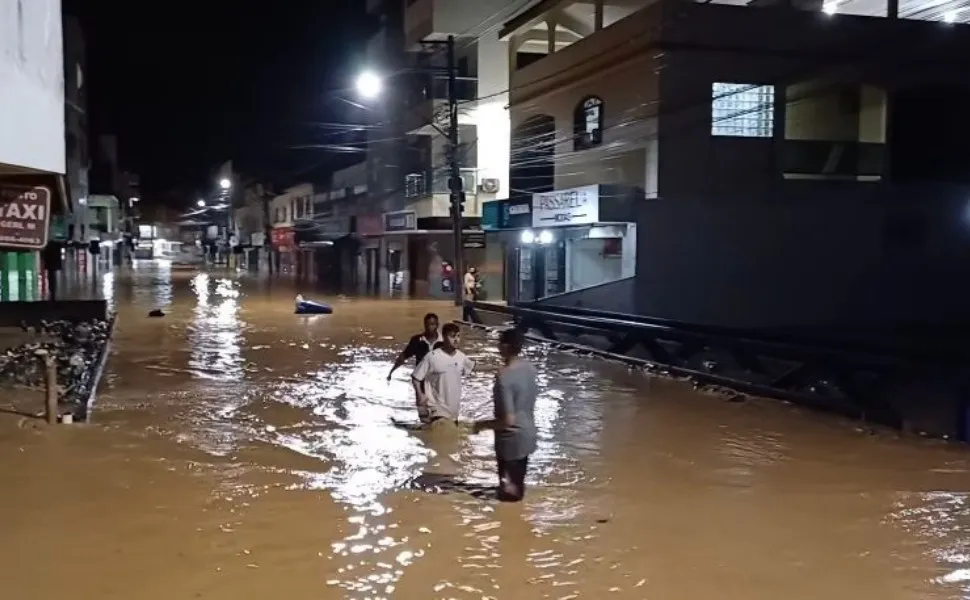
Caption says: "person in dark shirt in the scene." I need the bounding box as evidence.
[388,313,443,422]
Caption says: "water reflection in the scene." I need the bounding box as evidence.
[8,263,970,599]
[101,270,115,313]
[188,274,244,382]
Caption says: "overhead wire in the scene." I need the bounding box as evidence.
[290,1,925,231]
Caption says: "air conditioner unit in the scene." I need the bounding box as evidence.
[480,178,500,194]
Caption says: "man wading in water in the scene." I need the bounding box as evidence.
[411,323,474,430]
[474,329,538,502]
[388,313,443,422]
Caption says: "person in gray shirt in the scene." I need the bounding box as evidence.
[474,328,538,502]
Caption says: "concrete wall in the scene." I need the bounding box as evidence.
[509,9,661,196]
[0,0,65,174]
[509,0,970,331]
[634,185,970,329]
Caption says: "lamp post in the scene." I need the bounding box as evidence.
[217,177,236,268]
[355,35,465,307]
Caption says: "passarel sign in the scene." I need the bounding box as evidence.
[531,184,599,227]
[0,185,52,250]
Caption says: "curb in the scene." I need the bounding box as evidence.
[77,315,116,422]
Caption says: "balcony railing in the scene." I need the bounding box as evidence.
[781,140,885,179]
[403,75,477,109]
[404,168,478,198]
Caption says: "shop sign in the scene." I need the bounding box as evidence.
[482,201,501,230]
[384,210,416,233]
[462,231,486,249]
[532,184,599,227]
[357,214,384,236]
[272,226,295,248]
[316,217,350,237]
[503,200,532,228]
[0,185,52,249]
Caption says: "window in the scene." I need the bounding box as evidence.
[711,83,774,138]
[574,96,604,150]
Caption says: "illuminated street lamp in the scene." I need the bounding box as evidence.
[197,199,205,208]
[219,178,231,191]
[355,71,382,100]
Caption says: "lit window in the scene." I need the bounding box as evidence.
[574,96,604,150]
[711,83,775,138]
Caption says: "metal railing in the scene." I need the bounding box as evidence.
[404,168,478,198]
[463,301,970,441]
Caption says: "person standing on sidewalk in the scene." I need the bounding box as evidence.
[474,328,538,502]
[462,266,481,322]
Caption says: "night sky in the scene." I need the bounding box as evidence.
[66,0,373,201]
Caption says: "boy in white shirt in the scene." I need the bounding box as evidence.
[411,322,474,428]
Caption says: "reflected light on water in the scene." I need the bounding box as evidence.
[101,270,115,313]
[188,274,243,382]
[47,266,970,600]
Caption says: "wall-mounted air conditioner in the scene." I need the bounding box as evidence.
[480,178,500,194]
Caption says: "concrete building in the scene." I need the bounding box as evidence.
[0,0,69,301]
[294,162,367,292]
[361,0,519,298]
[63,14,89,243]
[497,0,970,332]
[270,183,314,278]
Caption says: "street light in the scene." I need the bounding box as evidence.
[355,71,382,100]
[197,199,205,208]
[219,178,231,191]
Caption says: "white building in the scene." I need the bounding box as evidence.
[0,0,67,300]
[0,0,66,176]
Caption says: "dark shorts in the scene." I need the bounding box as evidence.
[496,456,529,502]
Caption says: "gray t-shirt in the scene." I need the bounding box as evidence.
[493,359,539,460]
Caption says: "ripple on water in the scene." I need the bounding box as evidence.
[22,265,970,599]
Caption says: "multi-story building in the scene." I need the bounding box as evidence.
[270,183,314,277]
[362,0,520,298]
[0,0,69,300]
[295,162,367,292]
[497,0,970,331]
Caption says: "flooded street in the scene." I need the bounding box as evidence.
[2,262,970,599]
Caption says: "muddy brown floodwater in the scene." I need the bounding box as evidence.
[1,262,970,599]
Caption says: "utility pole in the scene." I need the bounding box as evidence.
[445,35,465,307]
[261,190,274,275]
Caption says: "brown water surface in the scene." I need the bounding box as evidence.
[1,262,969,599]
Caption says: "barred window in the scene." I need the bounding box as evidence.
[711,83,774,138]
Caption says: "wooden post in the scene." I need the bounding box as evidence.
[45,354,57,425]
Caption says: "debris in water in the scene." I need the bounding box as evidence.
[0,318,111,415]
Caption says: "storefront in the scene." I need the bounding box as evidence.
[356,213,384,295]
[295,216,355,291]
[382,210,415,296]
[271,226,296,273]
[487,184,639,303]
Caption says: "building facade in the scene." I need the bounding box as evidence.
[63,14,89,243]
[0,0,68,300]
[270,183,314,277]
[499,0,970,331]
[359,0,519,298]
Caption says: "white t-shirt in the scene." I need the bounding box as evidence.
[412,348,474,421]
[464,272,476,295]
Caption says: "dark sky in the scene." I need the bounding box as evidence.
[67,1,373,201]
